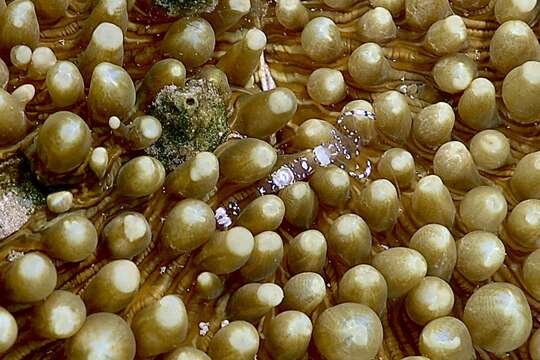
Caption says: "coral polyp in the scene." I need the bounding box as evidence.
[1,0,540,359]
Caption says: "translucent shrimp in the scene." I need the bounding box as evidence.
[214,109,376,230]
